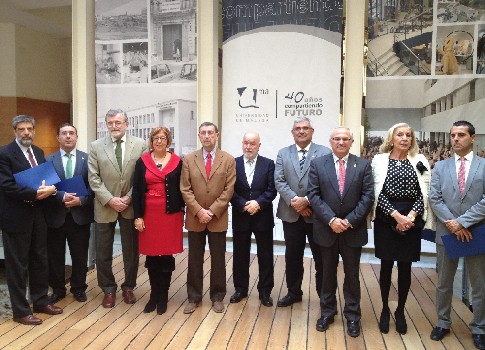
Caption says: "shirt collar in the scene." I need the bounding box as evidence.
[203,148,216,159]
[455,150,473,162]
[297,142,311,153]
[15,139,30,153]
[61,148,76,157]
[332,153,349,163]
[111,134,127,144]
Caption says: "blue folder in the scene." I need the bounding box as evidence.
[441,225,485,259]
[55,175,89,197]
[13,162,61,189]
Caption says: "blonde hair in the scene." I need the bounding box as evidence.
[379,123,418,156]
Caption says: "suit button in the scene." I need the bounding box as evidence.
[299,184,303,189]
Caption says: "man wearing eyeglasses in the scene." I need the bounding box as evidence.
[274,116,331,308]
[307,127,374,337]
[88,109,148,308]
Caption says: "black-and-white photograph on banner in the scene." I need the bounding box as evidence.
[221,0,343,160]
[437,0,485,23]
[96,85,197,157]
[95,0,148,40]
[436,24,474,75]
[94,0,197,145]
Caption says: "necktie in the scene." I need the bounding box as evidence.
[65,153,73,179]
[247,159,255,185]
[206,152,212,180]
[338,159,346,195]
[27,148,37,167]
[299,149,307,170]
[115,140,123,171]
[458,156,466,195]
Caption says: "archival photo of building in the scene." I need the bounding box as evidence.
[149,0,197,83]
[95,0,148,40]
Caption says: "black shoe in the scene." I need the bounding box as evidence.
[277,294,302,307]
[316,316,334,332]
[473,334,485,350]
[229,291,247,304]
[379,307,390,334]
[430,327,450,341]
[347,320,361,337]
[394,310,407,335]
[259,294,273,307]
[143,300,157,313]
[49,293,66,304]
[73,291,87,302]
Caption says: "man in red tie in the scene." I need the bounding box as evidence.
[0,115,63,325]
[307,127,374,337]
[180,122,236,314]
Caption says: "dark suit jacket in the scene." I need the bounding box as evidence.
[0,141,46,232]
[44,150,94,228]
[231,155,277,232]
[307,153,374,247]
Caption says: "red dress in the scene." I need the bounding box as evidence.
[139,152,183,256]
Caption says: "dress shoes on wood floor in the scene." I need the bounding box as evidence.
[14,315,43,326]
[276,294,302,307]
[229,291,247,303]
[259,294,273,307]
[316,316,334,332]
[102,292,116,308]
[122,289,136,304]
[33,304,63,315]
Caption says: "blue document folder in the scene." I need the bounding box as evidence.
[13,162,61,189]
[441,226,485,259]
[55,175,89,197]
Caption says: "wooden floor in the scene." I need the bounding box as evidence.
[0,250,475,349]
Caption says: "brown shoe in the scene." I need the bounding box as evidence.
[33,304,63,315]
[183,302,199,314]
[102,292,116,308]
[122,288,136,304]
[212,301,225,313]
[14,314,42,325]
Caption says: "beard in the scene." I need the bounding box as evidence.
[18,136,33,147]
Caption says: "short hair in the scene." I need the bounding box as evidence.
[12,115,35,129]
[452,120,475,136]
[57,123,77,135]
[330,127,354,140]
[105,109,128,122]
[292,116,313,129]
[149,126,172,149]
[198,121,218,133]
[379,122,419,156]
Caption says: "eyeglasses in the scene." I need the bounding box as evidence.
[106,121,125,127]
[152,136,167,142]
[292,126,313,132]
[331,137,352,142]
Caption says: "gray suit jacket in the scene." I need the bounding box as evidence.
[45,150,94,228]
[275,142,331,223]
[307,153,374,247]
[429,155,485,245]
[88,134,148,223]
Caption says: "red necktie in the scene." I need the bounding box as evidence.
[458,157,466,195]
[27,148,37,167]
[205,153,212,180]
[338,159,346,195]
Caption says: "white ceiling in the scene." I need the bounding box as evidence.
[0,0,72,38]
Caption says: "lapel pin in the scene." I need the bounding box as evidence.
[354,164,356,167]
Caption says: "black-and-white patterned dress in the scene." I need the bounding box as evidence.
[374,159,424,262]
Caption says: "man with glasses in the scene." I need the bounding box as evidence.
[307,127,374,336]
[274,116,331,307]
[180,122,236,314]
[88,109,148,308]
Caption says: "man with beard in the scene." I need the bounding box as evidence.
[0,115,63,325]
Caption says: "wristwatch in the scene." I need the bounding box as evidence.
[407,214,416,222]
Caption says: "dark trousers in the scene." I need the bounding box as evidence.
[282,217,322,298]
[232,229,274,296]
[95,215,139,293]
[187,230,226,303]
[47,213,91,295]
[319,237,362,321]
[2,205,49,318]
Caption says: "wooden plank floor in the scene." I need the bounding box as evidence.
[0,251,474,349]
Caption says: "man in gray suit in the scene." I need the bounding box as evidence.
[88,109,148,308]
[46,123,94,304]
[275,116,331,307]
[307,127,374,337]
[429,120,485,350]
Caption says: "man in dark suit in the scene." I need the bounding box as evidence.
[45,123,94,304]
[88,109,148,308]
[230,132,277,307]
[429,121,485,350]
[274,116,331,307]
[307,127,374,337]
[0,115,63,325]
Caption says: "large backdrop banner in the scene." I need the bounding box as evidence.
[94,0,198,157]
[221,0,343,240]
[221,0,343,159]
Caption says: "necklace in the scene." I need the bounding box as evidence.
[152,152,167,170]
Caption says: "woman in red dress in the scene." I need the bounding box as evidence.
[133,127,184,314]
